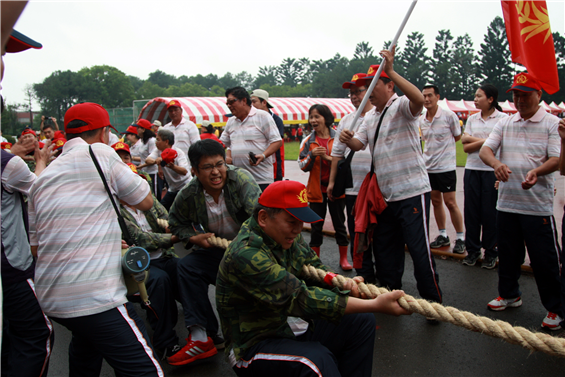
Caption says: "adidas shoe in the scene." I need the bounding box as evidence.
[541,312,563,331]
[430,235,450,248]
[167,336,217,366]
[487,296,522,311]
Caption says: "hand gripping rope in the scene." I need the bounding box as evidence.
[301,265,565,358]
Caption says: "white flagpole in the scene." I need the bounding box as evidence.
[347,0,418,130]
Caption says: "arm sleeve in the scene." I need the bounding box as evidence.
[297,137,316,172]
[482,120,503,154]
[450,112,462,137]
[1,155,36,195]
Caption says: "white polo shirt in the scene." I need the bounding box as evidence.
[464,109,507,171]
[483,106,560,216]
[220,107,282,185]
[148,145,191,192]
[163,118,200,159]
[420,106,461,173]
[354,94,431,202]
[28,138,150,318]
[138,137,158,175]
[331,112,373,195]
[130,138,142,167]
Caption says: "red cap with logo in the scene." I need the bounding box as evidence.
[258,180,323,223]
[1,142,13,150]
[506,72,542,93]
[64,102,119,135]
[136,119,152,130]
[53,130,66,139]
[342,73,368,89]
[355,65,390,87]
[167,100,182,109]
[111,141,131,156]
[53,138,66,151]
[161,148,178,164]
[21,128,37,137]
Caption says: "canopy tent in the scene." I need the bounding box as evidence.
[559,102,565,111]
[137,97,355,127]
[549,102,564,114]
[500,100,517,113]
[540,101,561,115]
[454,99,479,113]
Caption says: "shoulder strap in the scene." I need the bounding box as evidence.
[370,99,396,174]
[89,145,135,246]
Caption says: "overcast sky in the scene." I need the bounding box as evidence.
[2,0,564,109]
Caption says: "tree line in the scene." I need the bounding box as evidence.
[2,16,564,136]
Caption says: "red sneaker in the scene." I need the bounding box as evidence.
[167,336,218,366]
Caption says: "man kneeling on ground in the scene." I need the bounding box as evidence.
[216,180,410,377]
[167,139,262,366]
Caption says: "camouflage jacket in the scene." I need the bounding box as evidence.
[168,165,261,248]
[216,217,348,361]
[119,196,177,258]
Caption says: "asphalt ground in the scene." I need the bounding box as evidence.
[47,231,565,377]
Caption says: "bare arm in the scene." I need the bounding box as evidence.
[252,140,282,166]
[345,290,411,316]
[339,130,365,152]
[479,145,511,182]
[522,157,559,190]
[132,192,153,212]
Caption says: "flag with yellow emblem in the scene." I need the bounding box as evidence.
[501,0,559,94]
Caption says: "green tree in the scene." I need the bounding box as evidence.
[188,73,219,90]
[276,58,309,87]
[147,70,178,88]
[34,70,84,120]
[451,34,479,99]
[234,71,255,91]
[398,32,430,93]
[254,66,278,88]
[310,54,350,98]
[218,72,239,89]
[0,102,25,136]
[430,29,455,97]
[477,16,514,101]
[78,65,135,108]
[353,41,374,60]
[129,75,144,92]
[137,81,166,99]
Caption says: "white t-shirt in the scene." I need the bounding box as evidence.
[130,138,142,167]
[28,138,150,318]
[163,118,200,159]
[464,109,507,171]
[148,146,191,192]
[138,138,158,174]
[420,106,461,173]
[483,107,560,216]
[220,107,282,185]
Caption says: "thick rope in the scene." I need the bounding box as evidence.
[156,218,231,249]
[301,264,565,358]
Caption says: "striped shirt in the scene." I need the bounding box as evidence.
[148,146,191,192]
[28,138,150,318]
[483,107,560,216]
[464,109,507,171]
[163,119,201,160]
[331,112,373,195]
[420,106,461,173]
[138,137,158,175]
[354,94,430,202]
[2,154,35,195]
[204,191,240,240]
[220,107,282,185]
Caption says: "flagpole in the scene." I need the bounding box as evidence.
[347,0,418,131]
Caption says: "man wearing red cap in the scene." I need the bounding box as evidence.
[163,99,200,158]
[328,73,375,282]
[479,72,563,330]
[28,102,163,376]
[340,48,443,305]
[216,180,410,376]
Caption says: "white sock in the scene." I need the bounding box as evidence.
[457,232,464,241]
[439,229,447,237]
[189,325,208,342]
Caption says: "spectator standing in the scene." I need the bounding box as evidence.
[200,120,225,147]
[135,119,159,194]
[163,99,200,161]
[297,125,304,143]
[479,72,563,330]
[122,125,142,166]
[420,84,465,253]
[461,84,507,268]
[28,102,163,376]
[250,89,285,181]
[328,73,376,280]
[299,104,351,270]
[220,87,282,191]
[340,49,443,304]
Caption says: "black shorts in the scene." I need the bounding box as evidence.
[428,171,457,192]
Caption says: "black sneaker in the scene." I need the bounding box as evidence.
[161,344,182,360]
[208,334,225,350]
[430,235,450,248]
[453,239,466,254]
[462,252,480,266]
[481,255,498,270]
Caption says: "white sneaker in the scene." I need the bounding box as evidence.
[487,296,522,311]
[541,312,563,331]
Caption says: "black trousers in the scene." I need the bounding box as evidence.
[372,192,442,303]
[497,211,562,316]
[346,194,375,280]
[234,313,376,377]
[52,302,163,377]
[177,248,225,336]
[464,169,498,258]
[1,278,53,377]
[309,193,349,247]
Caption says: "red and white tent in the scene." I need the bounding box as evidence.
[540,101,561,115]
[500,100,517,113]
[138,97,355,126]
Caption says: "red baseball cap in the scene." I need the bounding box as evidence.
[5,29,42,53]
[161,148,178,164]
[54,130,66,139]
[258,180,322,223]
[506,72,542,93]
[342,73,368,89]
[355,65,390,87]
[64,102,119,135]
[21,128,36,137]
[136,119,152,130]
[111,141,131,155]
[53,138,66,151]
[1,142,13,150]
[167,100,182,109]
[121,125,139,135]
[38,141,45,149]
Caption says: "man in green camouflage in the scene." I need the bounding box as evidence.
[167,138,262,366]
[216,180,410,377]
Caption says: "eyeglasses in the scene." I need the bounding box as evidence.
[199,160,226,172]
[226,98,240,106]
[349,88,367,97]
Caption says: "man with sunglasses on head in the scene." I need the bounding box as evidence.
[220,86,282,191]
[166,139,262,366]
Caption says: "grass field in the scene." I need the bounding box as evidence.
[284,140,468,167]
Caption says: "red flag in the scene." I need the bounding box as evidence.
[501,1,559,94]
